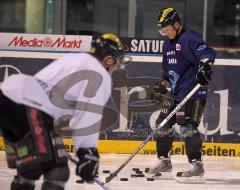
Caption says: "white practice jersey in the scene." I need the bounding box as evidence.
[1,53,112,149]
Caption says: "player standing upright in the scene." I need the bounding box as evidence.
[0,33,127,189]
[147,8,216,183]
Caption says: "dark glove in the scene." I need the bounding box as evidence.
[76,147,99,183]
[196,60,213,86]
[150,79,168,104]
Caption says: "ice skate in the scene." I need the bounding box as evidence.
[176,160,205,183]
[145,157,173,179]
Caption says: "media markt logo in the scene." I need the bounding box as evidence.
[0,65,22,87]
[8,36,82,48]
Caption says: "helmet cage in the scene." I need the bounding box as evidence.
[91,33,132,68]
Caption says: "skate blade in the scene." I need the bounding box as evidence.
[146,172,173,180]
[176,176,205,184]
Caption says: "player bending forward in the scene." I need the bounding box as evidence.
[0,33,127,190]
[146,8,216,183]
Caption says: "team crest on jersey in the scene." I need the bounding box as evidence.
[197,45,206,51]
[176,44,181,51]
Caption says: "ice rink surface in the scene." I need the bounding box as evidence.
[1,151,240,190]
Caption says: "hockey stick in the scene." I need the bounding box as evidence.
[67,154,112,190]
[105,84,201,183]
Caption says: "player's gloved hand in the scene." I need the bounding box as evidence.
[150,79,168,104]
[76,147,99,183]
[196,59,213,86]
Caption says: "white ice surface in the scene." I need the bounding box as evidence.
[1,151,240,190]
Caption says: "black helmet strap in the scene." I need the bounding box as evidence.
[171,22,181,40]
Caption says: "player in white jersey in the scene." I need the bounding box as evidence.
[0,33,128,190]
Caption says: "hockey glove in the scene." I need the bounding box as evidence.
[196,59,213,86]
[150,79,168,104]
[76,147,99,183]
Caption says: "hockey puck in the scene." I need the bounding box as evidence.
[76,179,84,183]
[131,174,138,178]
[145,168,150,173]
[154,173,162,177]
[102,170,110,173]
[131,174,144,178]
[135,170,143,174]
[147,178,154,181]
[132,168,140,172]
[120,178,128,181]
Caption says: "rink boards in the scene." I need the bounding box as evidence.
[0,33,240,157]
[0,137,240,157]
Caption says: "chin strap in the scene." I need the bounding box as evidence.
[172,25,180,40]
[170,24,183,40]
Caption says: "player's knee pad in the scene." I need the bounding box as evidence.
[155,126,174,137]
[42,165,70,190]
[179,124,200,139]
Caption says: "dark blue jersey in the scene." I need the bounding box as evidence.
[162,29,216,102]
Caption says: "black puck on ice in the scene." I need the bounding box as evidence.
[131,174,138,178]
[147,178,154,181]
[120,178,128,181]
[131,174,145,178]
[135,170,143,174]
[102,170,110,173]
[132,168,140,172]
[154,173,162,177]
[76,179,84,183]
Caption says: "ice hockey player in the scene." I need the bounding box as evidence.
[0,33,127,189]
[147,7,216,183]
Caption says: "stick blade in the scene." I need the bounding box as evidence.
[105,173,116,183]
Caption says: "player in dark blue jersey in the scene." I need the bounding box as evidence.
[146,7,216,183]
